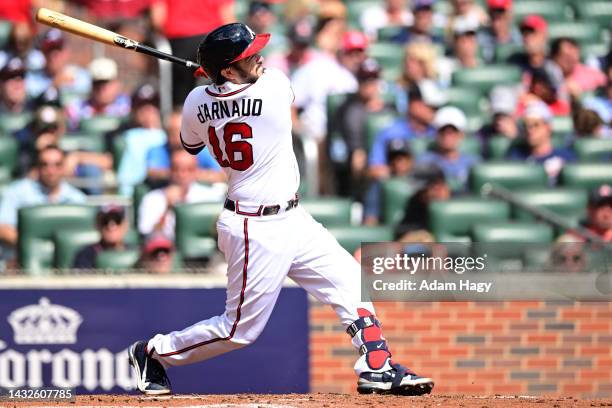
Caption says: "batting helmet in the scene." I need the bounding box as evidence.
[197,23,270,83]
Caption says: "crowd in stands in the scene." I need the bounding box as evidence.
[0,0,610,274]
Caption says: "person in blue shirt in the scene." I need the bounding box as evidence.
[506,101,576,184]
[415,106,480,191]
[368,84,437,180]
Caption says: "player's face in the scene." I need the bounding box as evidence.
[232,54,265,83]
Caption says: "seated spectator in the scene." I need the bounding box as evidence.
[507,102,575,183]
[415,106,479,191]
[65,57,130,130]
[508,15,548,74]
[574,98,611,139]
[331,59,390,197]
[516,66,570,116]
[117,84,167,196]
[265,18,319,76]
[478,86,519,156]
[138,150,225,240]
[478,0,521,63]
[584,186,612,242]
[138,233,176,274]
[0,20,44,71]
[72,205,131,269]
[0,57,31,114]
[448,0,489,28]
[551,37,606,95]
[548,234,588,273]
[146,109,224,188]
[247,1,276,35]
[360,0,413,40]
[393,0,445,45]
[396,166,451,237]
[369,84,438,180]
[438,15,482,86]
[364,139,414,225]
[26,29,91,100]
[0,146,86,250]
[395,42,441,114]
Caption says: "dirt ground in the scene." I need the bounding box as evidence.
[5,394,612,408]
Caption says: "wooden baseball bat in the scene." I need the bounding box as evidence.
[35,8,201,71]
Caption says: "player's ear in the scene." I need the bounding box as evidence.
[220,66,236,82]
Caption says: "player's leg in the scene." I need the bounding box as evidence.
[287,207,433,395]
[129,212,294,394]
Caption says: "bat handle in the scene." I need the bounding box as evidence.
[135,43,200,70]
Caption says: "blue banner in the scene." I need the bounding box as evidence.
[0,288,309,394]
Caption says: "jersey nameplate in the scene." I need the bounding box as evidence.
[197,99,263,123]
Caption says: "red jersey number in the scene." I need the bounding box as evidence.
[208,122,254,171]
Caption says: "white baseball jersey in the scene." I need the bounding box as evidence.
[180,68,300,204]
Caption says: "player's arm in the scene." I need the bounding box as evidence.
[180,93,206,155]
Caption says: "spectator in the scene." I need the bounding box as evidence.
[360,0,413,40]
[478,86,519,156]
[331,58,390,197]
[117,84,167,196]
[65,57,130,130]
[415,106,479,191]
[393,0,444,45]
[72,205,131,269]
[364,138,415,225]
[138,233,176,274]
[582,185,612,242]
[447,0,489,35]
[478,0,521,63]
[150,0,235,106]
[507,102,575,183]
[548,234,588,273]
[265,18,319,76]
[247,1,276,35]
[574,98,611,139]
[146,109,225,187]
[369,84,439,180]
[438,15,481,86]
[395,165,451,237]
[138,150,225,240]
[516,66,570,116]
[395,42,441,114]
[508,15,548,74]
[0,20,44,72]
[26,29,91,100]
[550,37,607,94]
[0,146,86,250]
[0,56,31,114]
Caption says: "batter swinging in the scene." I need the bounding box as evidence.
[128,23,434,396]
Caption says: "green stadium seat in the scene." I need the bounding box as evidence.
[347,0,373,28]
[0,112,32,134]
[428,197,511,242]
[581,43,610,60]
[18,205,97,273]
[487,135,514,159]
[368,43,404,71]
[472,222,554,243]
[133,183,151,225]
[512,188,588,228]
[79,115,122,134]
[366,111,398,151]
[409,136,481,157]
[512,1,573,23]
[547,22,602,44]
[59,132,106,152]
[560,163,612,189]
[112,134,126,171]
[174,202,221,260]
[0,21,12,49]
[573,138,612,161]
[444,88,483,116]
[377,25,409,42]
[0,137,18,185]
[326,93,348,128]
[451,65,522,95]
[494,43,524,63]
[574,1,612,29]
[381,177,420,225]
[95,249,140,271]
[300,198,352,226]
[551,116,573,136]
[54,229,100,269]
[328,225,394,254]
[59,90,87,107]
[470,162,548,192]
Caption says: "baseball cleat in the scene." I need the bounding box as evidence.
[128,341,171,395]
[357,363,434,396]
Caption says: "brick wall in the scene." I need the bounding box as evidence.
[310,300,612,396]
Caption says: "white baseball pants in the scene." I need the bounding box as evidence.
[147,205,380,373]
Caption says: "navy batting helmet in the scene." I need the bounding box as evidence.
[197,23,270,83]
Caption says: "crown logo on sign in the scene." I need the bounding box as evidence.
[8,297,83,345]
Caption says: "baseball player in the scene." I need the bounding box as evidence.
[128,23,434,396]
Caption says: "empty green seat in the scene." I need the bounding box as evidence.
[409,136,481,156]
[547,22,601,44]
[452,65,522,95]
[494,43,524,63]
[0,137,18,185]
[574,2,612,29]
[79,115,122,134]
[472,221,554,243]
[366,111,398,151]
[512,1,573,23]
[470,162,548,192]
[0,20,12,49]
[513,188,588,227]
[382,177,420,225]
[300,198,352,226]
[560,163,612,189]
[0,112,32,134]
[487,135,514,159]
[429,197,511,241]
[377,25,409,42]
[174,202,221,260]
[328,225,393,254]
[551,116,573,135]
[60,132,106,152]
[573,138,612,161]
[369,43,404,71]
[18,205,97,273]
[95,249,140,271]
[54,229,100,269]
[444,88,483,115]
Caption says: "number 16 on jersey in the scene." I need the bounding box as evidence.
[208,123,254,171]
